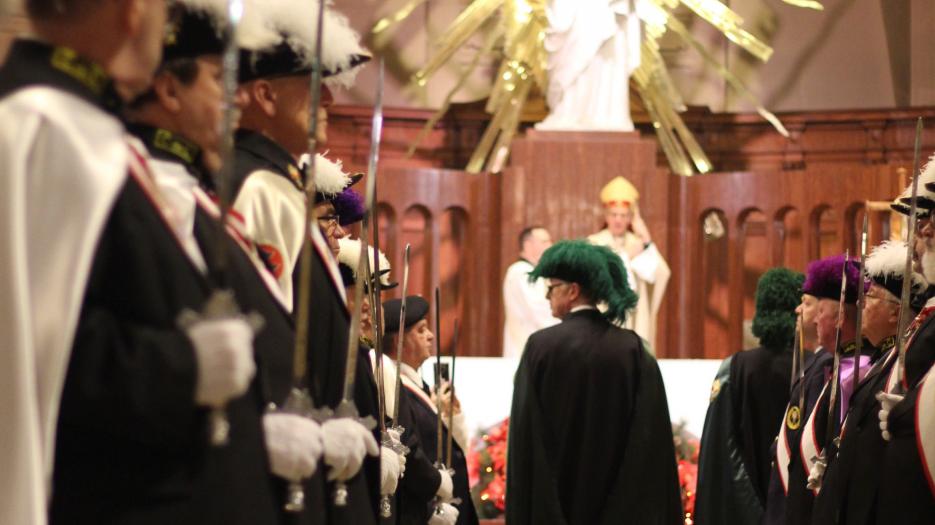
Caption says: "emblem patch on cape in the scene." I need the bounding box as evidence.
[258,243,284,279]
[786,406,801,430]
[710,378,721,401]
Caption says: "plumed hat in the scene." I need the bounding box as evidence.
[332,188,365,226]
[337,237,396,289]
[802,254,863,304]
[893,153,935,215]
[162,0,276,62]
[529,240,638,324]
[239,0,369,85]
[864,241,927,301]
[599,176,639,208]
[751,268,804,350]
[383,296,429,333]
[297,153,362,203]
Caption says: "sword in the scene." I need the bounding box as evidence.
[331,61,385,506]
[808,251,849,490]
[274,0,327,513]
[790,315,801,394]
[434,287,445,470]
[446,318,459,468]
[391,244,412,427]
[176,0,264,448]
[895,117,924,390]
[797,313,806,414]
[850,210,869,402]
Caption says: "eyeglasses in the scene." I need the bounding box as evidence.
[545,282,569,299]
[317,214,341,231]
[865,292,900,305]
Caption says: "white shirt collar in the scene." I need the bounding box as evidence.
[570,304,598,313]
[400,362,423,386]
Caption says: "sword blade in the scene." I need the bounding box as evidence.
[896,117,924,388]
[290,0,327,391]
[391,244,411,425]
[434,286,444,467]
[446,318,458,468]
[338,61,384,407]
[824,250,849,445]
[850,210,869,400]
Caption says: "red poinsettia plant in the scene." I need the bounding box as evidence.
[467,417,700,521]
[673,421,700,524]
[468,418,510,517]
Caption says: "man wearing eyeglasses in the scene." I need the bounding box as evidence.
[506,240,682,525]
[810,240,926,525]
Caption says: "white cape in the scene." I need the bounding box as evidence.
[0,87,127,525]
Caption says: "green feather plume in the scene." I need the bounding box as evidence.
[751,267,804,351]
[529,240,638,324]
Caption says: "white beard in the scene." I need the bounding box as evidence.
[922,248,935,284]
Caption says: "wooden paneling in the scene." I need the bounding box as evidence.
[373,167,501,358]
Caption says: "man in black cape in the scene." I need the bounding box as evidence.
[506,240,682,525]
[694,267,804,525]
[810,239,926,525]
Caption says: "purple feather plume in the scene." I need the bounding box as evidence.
[333,188,365,226]
[802,253,865,303]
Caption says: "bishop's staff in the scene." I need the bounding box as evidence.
[177,0,263,447]
[272,0,328,512]
[330,60,386,506]
[895,117,924,390]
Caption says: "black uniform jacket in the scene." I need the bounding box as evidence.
[506,309,683,525]
[394,375,479,525]
[234,129,378,524]
[694,345,793,525]
[764,349,832,525]
[875,311,935,525]
[810,339,896,525]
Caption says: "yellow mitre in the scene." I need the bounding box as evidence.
[599,176,639,208]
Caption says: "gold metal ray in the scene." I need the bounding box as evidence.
[412,0,505,86]
[781,0,825,11]
[678,0,774,62]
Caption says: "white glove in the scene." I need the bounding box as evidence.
[187,318,256,407]
[428,502,459,525]
[264,413,324,481]
[806,456,826,490]
[384,429,408,474]
[876,391,906,441]
[436,468,454,501]
[322,418,380,481]
[380,446,402,495]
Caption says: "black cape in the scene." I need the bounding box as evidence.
[694,345,793,525]
[875,312,935,525]
[505,309,682,525]
[233,130,379,524]
[810,340,896,525]
[763,349,832,525]
[49,172,281,525]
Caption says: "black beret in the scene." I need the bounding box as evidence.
[383,296,429,333]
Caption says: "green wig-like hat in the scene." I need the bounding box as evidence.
[751,267,804,351]
[528,240,638,324]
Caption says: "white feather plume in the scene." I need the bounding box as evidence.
[251,0,368,78]
[174,0,279,51]
[919,152,935,199]
[864,240,926,291]
[337,237,392,285]
[298,153,349,196]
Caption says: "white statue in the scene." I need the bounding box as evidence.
[537,0,642,132]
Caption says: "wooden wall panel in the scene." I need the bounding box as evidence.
[373,167,502,358]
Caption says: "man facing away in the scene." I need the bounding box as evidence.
[506,240,682,525]
[502,226,558,358]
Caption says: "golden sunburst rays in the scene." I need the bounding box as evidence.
[374,0,815,174]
